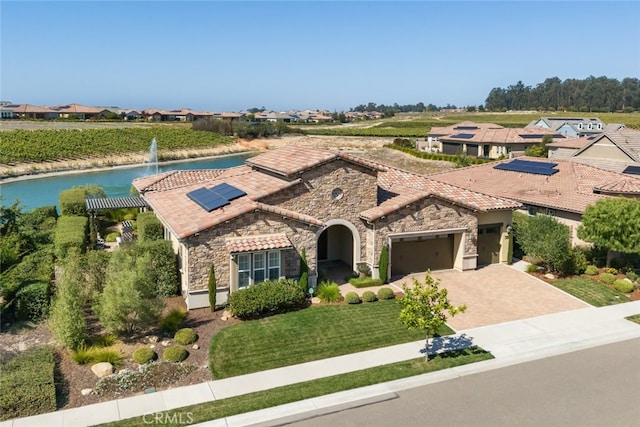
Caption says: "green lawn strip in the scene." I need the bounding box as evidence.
[210,301,453,379]
[550,277,630,307]
[625,314,640,325]
[100,346,492,427]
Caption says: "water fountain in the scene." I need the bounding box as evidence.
[146,138,158,175]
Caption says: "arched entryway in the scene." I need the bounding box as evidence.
[316,219,361,283]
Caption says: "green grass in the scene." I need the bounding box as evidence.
[550,277,630,307]
[210,300,453,378]
[625,314,640,325]
[100,346,493,427]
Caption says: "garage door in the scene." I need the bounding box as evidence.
[477,224,501,266]
[466,144,479,156]
[442,142,460,155]
[391,234,454,276]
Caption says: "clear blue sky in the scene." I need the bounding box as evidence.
[1,1,639,112]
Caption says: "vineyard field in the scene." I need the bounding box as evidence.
[0,127,235,164]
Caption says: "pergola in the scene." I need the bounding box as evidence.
[85,197,149,213]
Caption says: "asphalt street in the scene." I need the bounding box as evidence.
[287,338,640,427]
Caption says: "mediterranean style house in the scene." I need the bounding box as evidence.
[133,146,520,310]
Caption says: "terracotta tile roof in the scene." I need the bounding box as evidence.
[431,157,640,214]
[547,137,591,149]
[133,169,228,192]
[11,104,58,113]
[359,162,521,221]
[254,202,324,226]
[441,127,575,145]
[52,103,105,114]
[428,121,503,136]
[593,178,640,195]
[225,233,292,253]
[245,145,383,177]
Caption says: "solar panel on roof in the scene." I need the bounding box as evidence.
[450,133,474,139]
[454,126,478,130]
[623,165,640,175]
[187,187,230,212]
[494,159,559,176]
[210,182,246,201]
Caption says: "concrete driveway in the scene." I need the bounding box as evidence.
[387,264,589,330]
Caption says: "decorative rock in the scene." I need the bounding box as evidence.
[81,388,93,396]
[544,273,556,280]
[147,335,159,344]
[311,297,321,304]
[149,344,155,349]
[91,362,114,378]
[161,340,171,347]
[222,309,232,318]
[192,344,199,350]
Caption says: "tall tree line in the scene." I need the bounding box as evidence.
[484,76,640,113]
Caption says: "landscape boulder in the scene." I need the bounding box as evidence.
[91,362,114,378]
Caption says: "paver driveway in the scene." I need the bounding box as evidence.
[387,264,589,330]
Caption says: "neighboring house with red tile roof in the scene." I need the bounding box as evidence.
[51,103,110,120]
[9,104,60,120]
[431,157,640,245]
[142,108,214,122]
[133,146,520,309]
[423,121,579,159]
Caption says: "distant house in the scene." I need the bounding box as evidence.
[52,103,109,120]
[133,146,519,309]
[525,116,623,138]
[212,112,247,122]
[1,104,17,119]
[142,108,213,122]
[548,129,640,173]
[423,121,576,159]
[10,104,60,120]
[432,156,640,244]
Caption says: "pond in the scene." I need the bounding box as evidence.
[0,153,255,212]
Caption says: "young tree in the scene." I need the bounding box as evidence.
[49,255,87,350]
[299,248,309,293]
[96,252,163,336]
[398,271,466,359]
[577,198,640,266]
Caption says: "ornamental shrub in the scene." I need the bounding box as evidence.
[133,347,157,364]
[605,267,618,275]
[227,279,306,319]
[613,279,634,293]
[377,287,395,300]
[174,328,197,345]
[14,281,50,322]
[362,290,377,303]
[208,263,217,312]
[160,308,186,334]
[71,346,123,366]
[379,245,389,284]
[344,292,361,304]
[348,277,383,288]
[59,187,87,216]
[584,265,599,276]
[599,272,616,284]
[299,271,309,295]
[526,264,539,273]
[626,271,638,282]
[136,212,163,242]
[317,281,341,303]
[163,345,188,362]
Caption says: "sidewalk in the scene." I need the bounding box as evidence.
[4,300,640,427]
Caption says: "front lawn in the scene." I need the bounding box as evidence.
[103,346,493,427]
[210,300,453,378]
[550,277,630,307]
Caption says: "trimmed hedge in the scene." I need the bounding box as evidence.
[348,277,383,288]
[362,290,377,303]
[174,328,197,345]
[227,279,306,319]
[614,279,634,293]
[344,292,361,304]
[54,216,88,259]
[163,345,188,362]
[136,212,163,242]
[14,281,50,322]
[584,265,599,276]
[133,347,157,364]
[0,346,57,421]
[59,187,87,216]
[377,287,395,300]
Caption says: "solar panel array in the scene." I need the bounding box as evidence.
[623,165,640,175]
[494,159,559,176]
[519,134,565,139]
[454,126,478,130]
[450,133,475,139]
[187,183,246,212]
